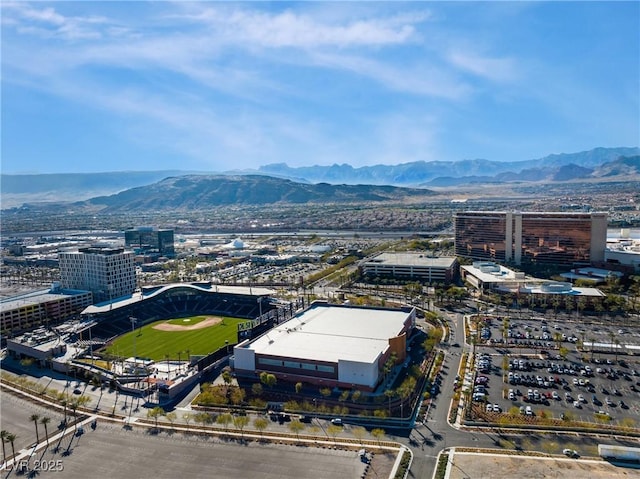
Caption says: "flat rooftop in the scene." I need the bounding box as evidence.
[367,253,456,268]
[82,283,275,315]
[461,263,526,284]
[1,287,90,312]
[246,303,411,364]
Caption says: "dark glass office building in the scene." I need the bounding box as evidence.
[454,212,607,267]
[124,227,175,257]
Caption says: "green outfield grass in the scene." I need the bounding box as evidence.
[102,315,245,361]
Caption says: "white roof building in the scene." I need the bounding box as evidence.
[234,302,415,390]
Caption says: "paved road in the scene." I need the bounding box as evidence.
[4,308,640,478]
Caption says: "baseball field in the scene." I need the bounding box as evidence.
[102,315,245,361]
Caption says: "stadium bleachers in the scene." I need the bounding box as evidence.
[87,286,276,341]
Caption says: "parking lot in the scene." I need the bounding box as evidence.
[469,315,640,427]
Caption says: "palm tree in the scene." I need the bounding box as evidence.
[0,430,8,462]
[57,393,68,425]
[40,417,51,447]
[6,433,17,461]
[70,400,79,431]
[30,413,41,443]
[384,389,395,416]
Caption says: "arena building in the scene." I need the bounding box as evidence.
[233,302,416,391]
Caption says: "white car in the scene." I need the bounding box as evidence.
[563,449,578,458]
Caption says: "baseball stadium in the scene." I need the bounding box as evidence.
[82,283,290,361]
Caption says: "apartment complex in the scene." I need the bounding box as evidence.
[59,247,136,302]
[124,227,175,257]
[454,211,607,266]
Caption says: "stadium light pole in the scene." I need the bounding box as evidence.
[129,317,137,366]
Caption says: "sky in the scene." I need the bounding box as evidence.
[2,1,639,174]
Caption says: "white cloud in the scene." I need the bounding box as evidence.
[309,51,470,100]
[2,2,129,40]
[447,50,517,83]
[171,5,429,48]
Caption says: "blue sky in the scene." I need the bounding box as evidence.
[2,1,638,174]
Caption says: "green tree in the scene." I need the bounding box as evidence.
[319,387,332,399]
[384,389,395,415]
[6,433,16,462]
[222,370,233,396]
[260,372,277,388]
[0,430,7,462]
[370,428,385,445]
[182,412,192,427]
[233,415,249,439]
[288,419,305,441]
[40,417,51,447]
[251,383,264,397]
[253,417,269,437]
[351,425,366,444]
[217,412,233,431]
[194,412,212,427]
[327,424,342,442]
[165,412,177,429]
[295,382,303,394]
[147,406,165,430]
[229,387,246,406]
[29,413,41,444]
[57,393,68,424]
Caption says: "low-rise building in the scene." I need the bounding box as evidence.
[233,302,415,391]
[1,284,92,335]
[360,253,458,284]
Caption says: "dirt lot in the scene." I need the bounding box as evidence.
[446,451,640,479]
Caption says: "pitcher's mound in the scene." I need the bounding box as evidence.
[153,317,222,331]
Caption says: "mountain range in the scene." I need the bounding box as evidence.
[83,175,433,212]
[1,147,638,209]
